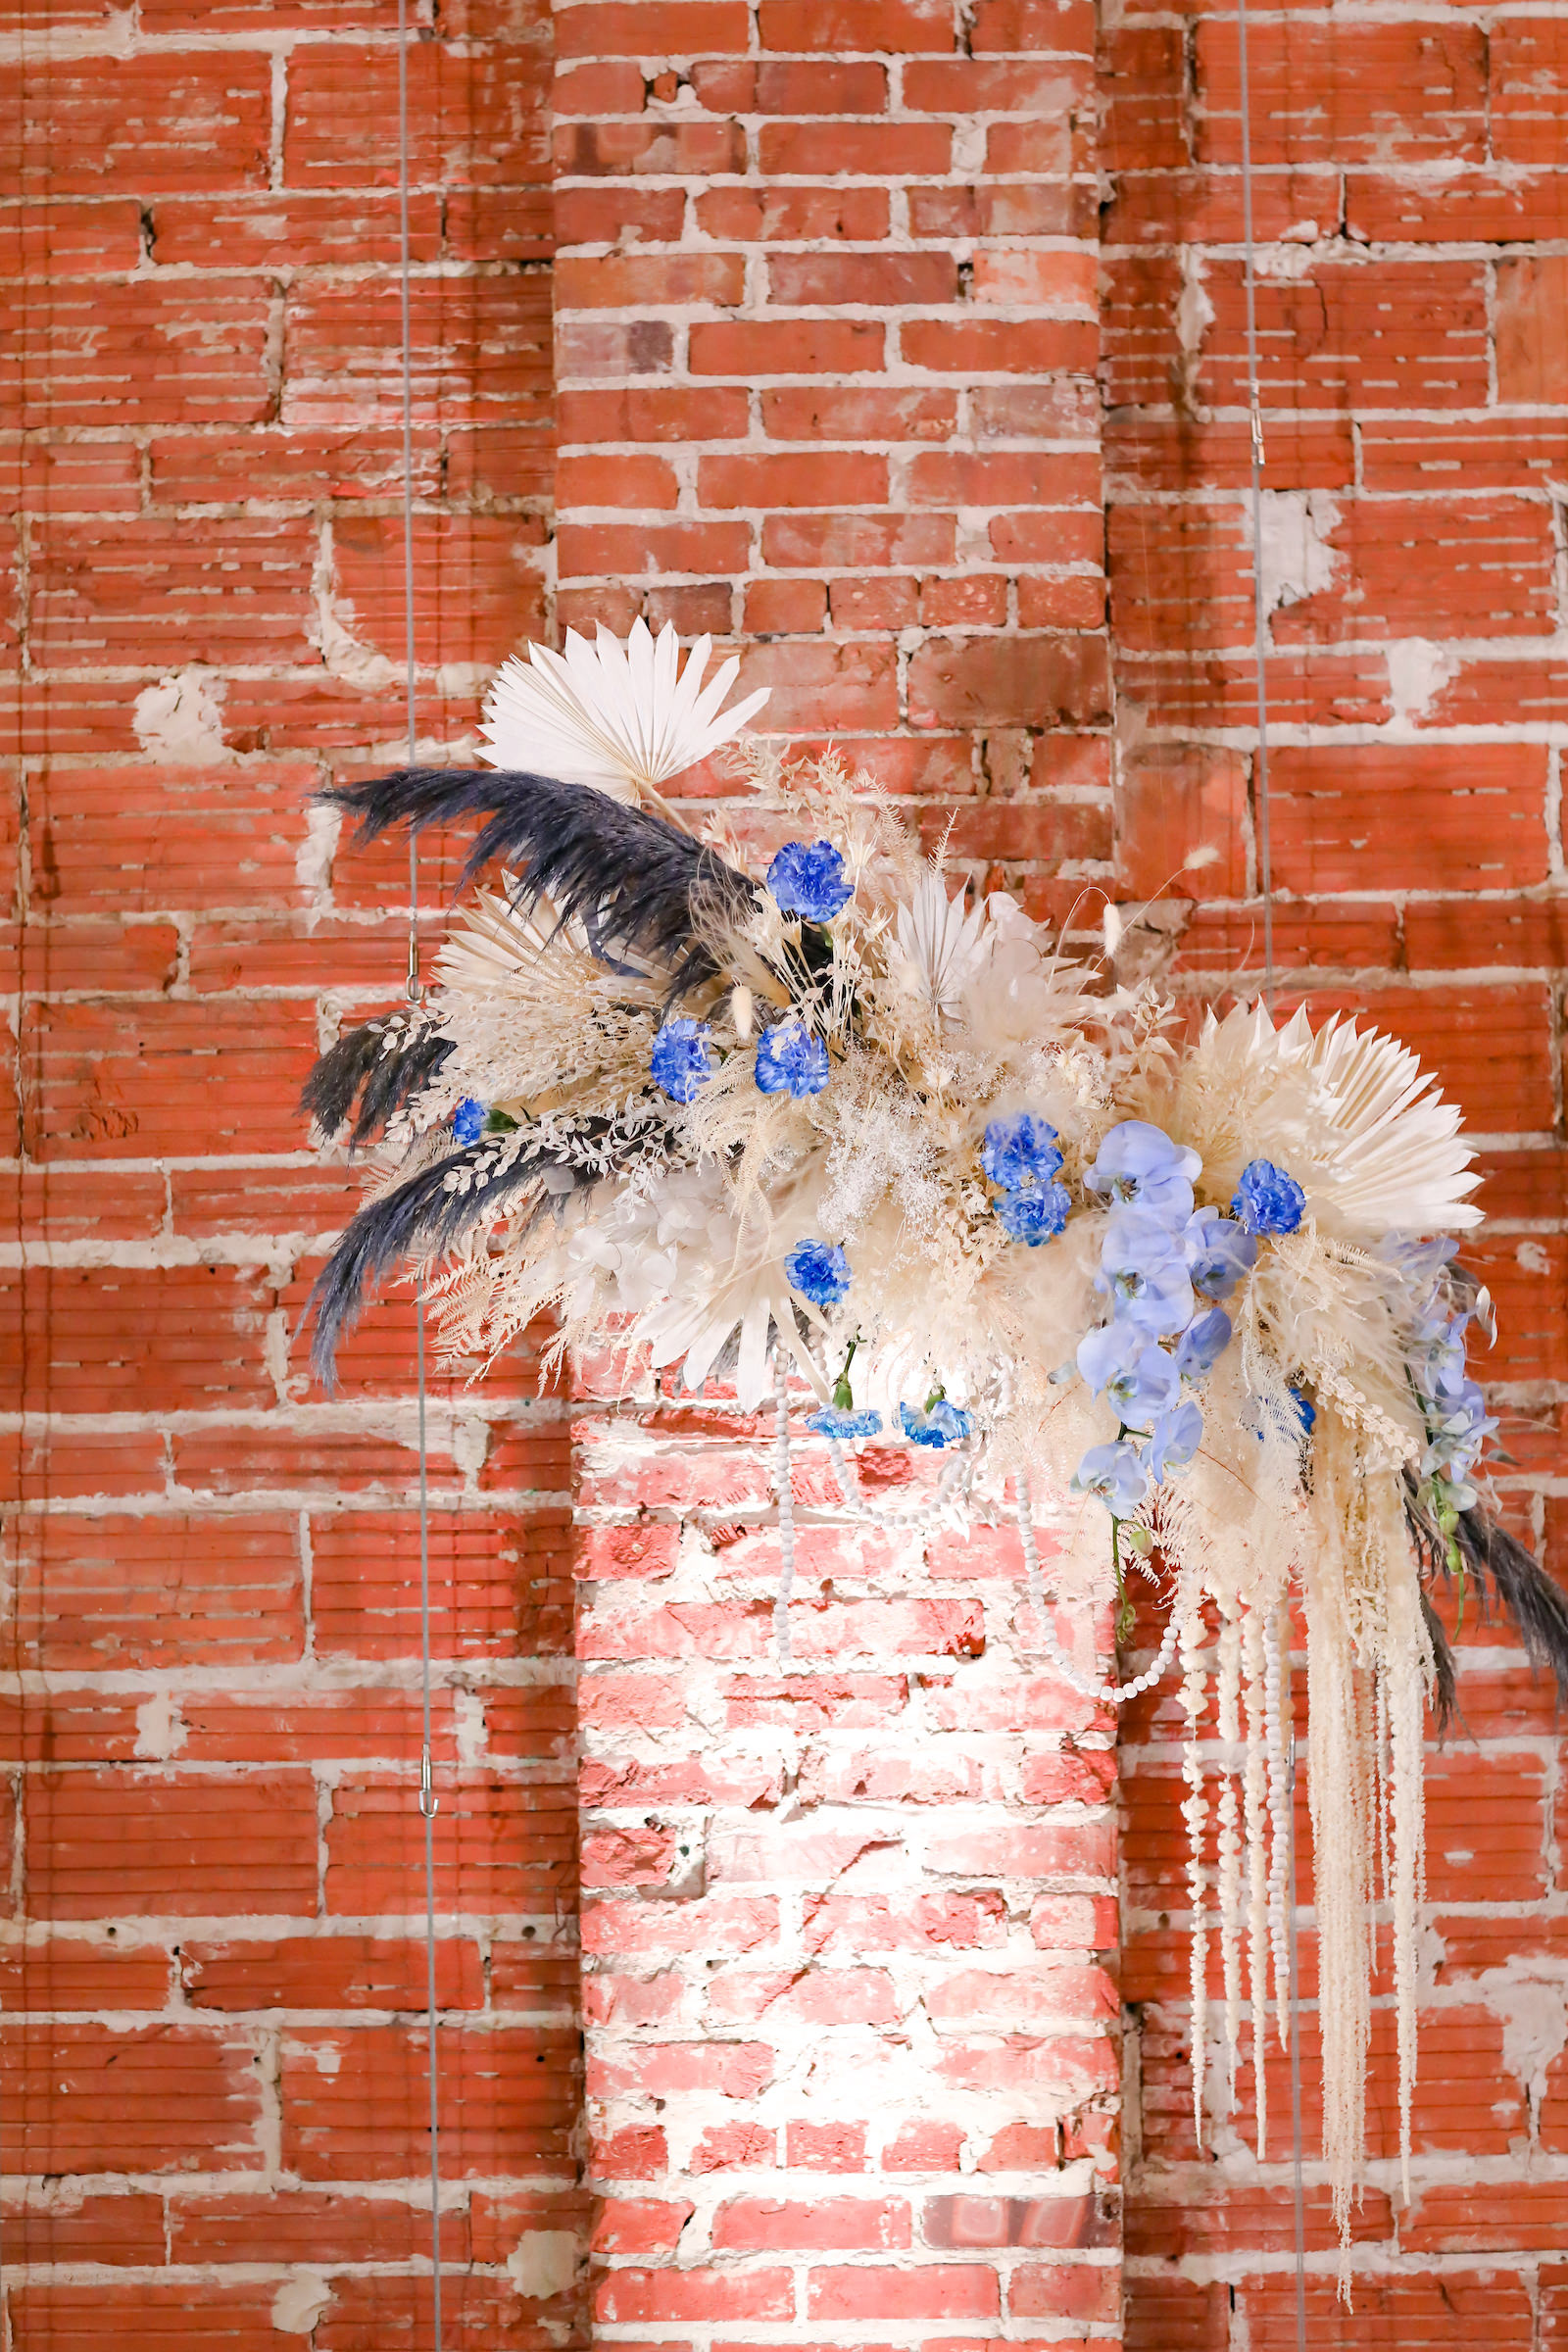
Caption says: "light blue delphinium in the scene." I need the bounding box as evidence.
[785,1238,852,1308]
[1144,1398,1204,1484]
[995,1181,1072,1247]
[982,1111,1063,1192]
[1184,1207,1259,1300]
[806,1404,884,1440]
[1232,1156,1306,1236]
[1414,1319,1472,1408]
[900,1398,974,1448]
[1096,1208,1196,1337]
[755,1018,831,1098]
[1086,1120,1201,1225]
[1076,1321,1180,1431]
[1174,1305,1233,1379]
[1071,1438,1152,1517]
[766,839,854,921]
[651,1017,716,1104]
[453,1097,486,1148]
[1422,1379,1495,1491]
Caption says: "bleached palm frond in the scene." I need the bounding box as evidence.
[891,873,988,1019]
[480,619,770,803]
[1297,1011,1481,1237]
[1168,1002,1480,1239]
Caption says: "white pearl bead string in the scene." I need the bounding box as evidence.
[1016,1475,1182,1705]
[823,1434,975,1528]
[772,1354,797,1669]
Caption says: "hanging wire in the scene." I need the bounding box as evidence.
[1232,0,1305,2332]
[395,0,444,2341]
[1234,0,1276,1016]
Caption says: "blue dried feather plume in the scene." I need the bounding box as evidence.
[303,1137,580,1389]
[319,766,757,997]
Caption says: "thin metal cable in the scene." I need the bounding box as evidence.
[1235,0,1302,2328]
[1234,0,1275,1011]
[395,1,443,2342]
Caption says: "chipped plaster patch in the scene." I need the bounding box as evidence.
[507,2230,580,2300]
[132,666,228,762]
[133,1692,186,1760]
[271,2275,333,2334]
[1252,489,1342,620]
[1387,639,1458,730]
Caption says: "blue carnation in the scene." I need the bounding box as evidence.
[995,1180,1071,1247]
[785,1238,851,1308]
[1184,1208,1258,1300]
[767,839,853,921]
[756,1018,830,1098]
[1232,1157,1306,1237]
[900,1398,974,1449]
[1174,1306,1233,1379]
[651,1017,715,1104]
[453,1097,485,1148]
[807,1404,884,1440]
[1071,1438,1151,1518]
[1143,1398,1204,1485]
[982,1111,1063,1192]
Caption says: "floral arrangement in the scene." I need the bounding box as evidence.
[304,620,1567,2265]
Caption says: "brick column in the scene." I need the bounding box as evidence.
[552,2,1123,2341]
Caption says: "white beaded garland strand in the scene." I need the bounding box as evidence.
[772,1354,797,1669]
[823,1434,973,1528]
[1015,1477,1181,1704]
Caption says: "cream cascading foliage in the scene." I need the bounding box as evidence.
[303,621,1533,2266]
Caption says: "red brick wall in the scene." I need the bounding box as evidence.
[4,5,579,2345]
[1102,0,1568,2336]
[8,0,1568,2342]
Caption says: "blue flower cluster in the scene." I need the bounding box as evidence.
[1413,1310,1495,1508]
[1233,1156,1306,1237]
[807,1404,884,1440]
[767,839,854,922]
[651,1017,715,1103]
[901,1397,974,1448]
[785,1238,852,1307]
[1070,1121,1291,1518]
[453,1097,486,1148]
[756,1018,830,1099]
[982,1110,1070,1249]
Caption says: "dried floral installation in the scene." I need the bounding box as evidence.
[303,621,1568,2270]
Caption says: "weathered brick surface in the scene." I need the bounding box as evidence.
[1104,0,1568,2330]
[12,0,1568,2335]
[4,3,574,2343]
[575,1435,1121,2342]
[551,0,1111,883]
